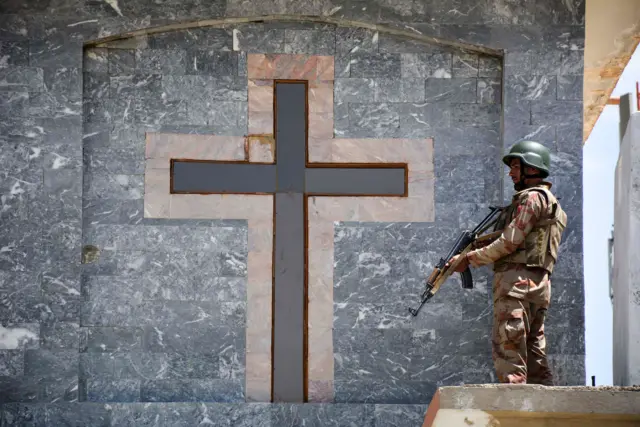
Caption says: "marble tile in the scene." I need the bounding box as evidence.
[401,52,452,78]
[162,75,247,102]
[140,379,244,402]
[143,166,169,218]
[334,78,375,103]
[0,350,24,375]
[271,402,374,425]
[0,67,44,92]
[335,28,379,54]
[186,50,236,76]
[86,379,140,402]
[478,78,502,104]
[0,323,39,349]
[350,53,401,78]
[40,321,79,349]
[0,41,28,66]
[425,77,476,103]
[108,50,135,75]
[0,272,42,323]
[233,25,286,53]
[452,52,479,77]
[374,78,425,103]
[333,379,437,404]
[284,29,335,55]
[80,327,142,353]
[135,49,187,74]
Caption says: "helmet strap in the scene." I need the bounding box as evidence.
[515,160,542,190]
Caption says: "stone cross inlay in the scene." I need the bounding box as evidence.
[144,52,434,404]
[170,81,407,403]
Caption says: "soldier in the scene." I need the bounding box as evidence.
[447,140,567,385]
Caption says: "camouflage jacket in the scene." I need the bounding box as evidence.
[467,186,553,304]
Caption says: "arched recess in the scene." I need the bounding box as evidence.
[80,16,506,404]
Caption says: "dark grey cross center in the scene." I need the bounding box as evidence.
[170,82,406,403]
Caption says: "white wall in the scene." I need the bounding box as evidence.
[612,111,640,386]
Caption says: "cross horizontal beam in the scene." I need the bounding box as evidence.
[170,160,407,196]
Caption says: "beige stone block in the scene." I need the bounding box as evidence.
[308,380,334,403]
[144,192,170,218]
[308,287,333,330]
[247,328,272,354]
[144,166,170,218]
[248,54,334,81]
[247,288,272,329]
[308,327,333,381]
[249,111,273,134]
[355,197,413,222]
[308,221,334,251]
[247,134,275,163]
[309,80,334,89]
[246,352,271,381]
[408,171,435,198]
[308,249,333,301]
[146,132,245,161]
[246,379,271,402]
[247,54,272,79]
[309,112,334,139]
[146,158,170,169]
[308,196,359,221]
[274,54,319,80]
[315,56,335,80]
[406,139,434,173]
[248,219,274,253]
[309,85,333,113]
[308,137,333,163]
[248,79,274,112]
[330,138,433,169]
[247,253,273,290]
[170,194,272,220]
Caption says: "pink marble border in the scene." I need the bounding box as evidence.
[143,53,434,403]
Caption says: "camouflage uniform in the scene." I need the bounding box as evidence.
[467,183,566,385]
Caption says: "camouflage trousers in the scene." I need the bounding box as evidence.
[492,296,554,385]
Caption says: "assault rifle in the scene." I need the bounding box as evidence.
[407,205,505,317]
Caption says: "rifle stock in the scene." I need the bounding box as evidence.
[407,206,504,317]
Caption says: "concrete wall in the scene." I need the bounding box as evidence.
[612,111,640,386]
[423,384,640,427]
[584,0,640,142]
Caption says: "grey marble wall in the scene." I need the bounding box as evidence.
[0,0,585,423]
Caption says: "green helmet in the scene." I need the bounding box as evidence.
[502,140,550,178]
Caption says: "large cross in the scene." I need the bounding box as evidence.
[170,81,406,402]
[144,53,434,404]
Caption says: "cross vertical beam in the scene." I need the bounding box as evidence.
[272,81,307,402]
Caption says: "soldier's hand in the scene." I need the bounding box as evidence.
[446,254,469,273]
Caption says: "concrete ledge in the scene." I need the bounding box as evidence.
[423,385,640,427]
